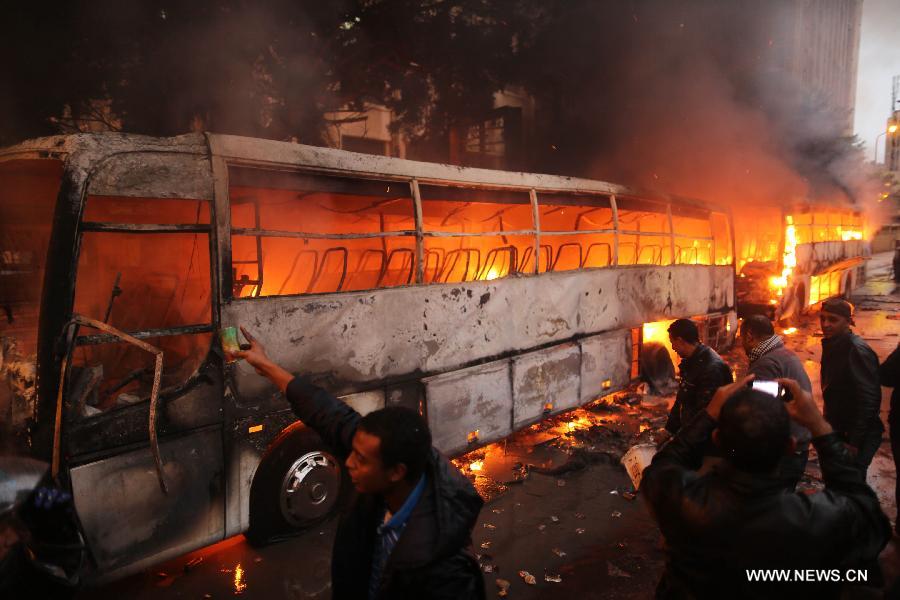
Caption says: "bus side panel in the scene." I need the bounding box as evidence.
[71,427,225,578]
[511,343,580,429]
[579,330,632,403]
[221,265,734,398]
[423,359,512,456]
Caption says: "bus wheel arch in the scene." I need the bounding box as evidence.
[245,422,348,546]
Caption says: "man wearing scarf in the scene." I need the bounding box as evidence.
[740,314,812,487]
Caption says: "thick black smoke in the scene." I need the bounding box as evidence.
[518,0,882,219]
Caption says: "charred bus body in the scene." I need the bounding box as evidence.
[0,133,736,582]
[734,204,868,322]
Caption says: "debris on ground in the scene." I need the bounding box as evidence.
[496,578,511,597]
[183,556,203,572]
[545,573,563,583]
[518,570,537,585]
[611,511,622,518]
[551,547,567,557]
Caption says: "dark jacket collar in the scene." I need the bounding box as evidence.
[680,343,712,371]
[387,449,482,569]
[710,460,789,497]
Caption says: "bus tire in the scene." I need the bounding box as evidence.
[245,425,348,546]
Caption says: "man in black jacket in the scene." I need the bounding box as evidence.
[234,327,485,600]
[740,315,811,486]
[819,298,884,470]
[665,318,733,435]
[880,342,900,534]
[643,376,891,599]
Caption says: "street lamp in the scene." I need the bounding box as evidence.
[874,122,899,163]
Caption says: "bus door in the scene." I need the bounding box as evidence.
[61,154,225,576]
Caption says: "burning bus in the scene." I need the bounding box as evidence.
[734,203,868,322]
[0,132,735,582]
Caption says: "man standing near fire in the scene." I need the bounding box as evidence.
[665,318,733,435]
[819,298,883,471]
[232,326,486,600]
[740,315,812,486]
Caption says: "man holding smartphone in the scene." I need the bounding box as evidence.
[642,376,891,598]
[819,298,883,470]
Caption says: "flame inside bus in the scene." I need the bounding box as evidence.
[642,319,678,368]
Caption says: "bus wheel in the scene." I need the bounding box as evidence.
[246,427,347,545]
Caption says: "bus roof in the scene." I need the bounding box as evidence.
[0,132,728,214]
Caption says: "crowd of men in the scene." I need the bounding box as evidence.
[231,295,898,599]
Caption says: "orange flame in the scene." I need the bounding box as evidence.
[234,563,247,594]
[768,215,797,297]
[469,460,484,472]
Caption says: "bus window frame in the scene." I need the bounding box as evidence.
[222,163,732,299]
[67,154,219,421]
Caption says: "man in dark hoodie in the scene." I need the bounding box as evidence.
[234,326,485,600]
[819,298,883,471]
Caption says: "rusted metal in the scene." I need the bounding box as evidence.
[666,203,676,263]
[75,323,213,346]
[529,188,540,274]
[80,222,211,234]
[102,272,123,323]
[231,227,415,240]
[411,179,425,284]
[422,230,534,238]
[610,194,619,266]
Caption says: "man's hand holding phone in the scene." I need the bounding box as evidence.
[776,378,833,438]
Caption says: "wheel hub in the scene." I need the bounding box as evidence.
[279,451,341,527]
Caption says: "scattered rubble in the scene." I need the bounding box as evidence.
[518,570,537,585]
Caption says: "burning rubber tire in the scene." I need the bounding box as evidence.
[245,426,348,545]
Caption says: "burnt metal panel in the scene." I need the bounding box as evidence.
[71,426,224,575]
[511,343,580,428]
[207,134,728,215]
[385,380,423,413]
[66,365,222,459]
[223,265,734,399]
[579,330,632,403]
[87,152,214,200]
[423,359,512,455]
